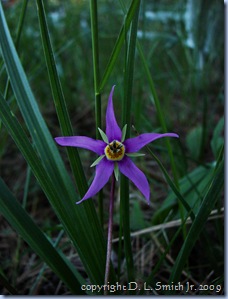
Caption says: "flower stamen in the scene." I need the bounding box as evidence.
[105,140,125,161]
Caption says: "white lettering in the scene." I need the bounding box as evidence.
[128,282,138,290]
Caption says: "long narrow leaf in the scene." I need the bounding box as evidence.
[0,93,98,291]
[137,40,179,187]
[146,147,195,221]
[168,159,224,288]
[4,0,28,100]
[0,178,84,294]
[98,0,140,92]
[0,3,109,287]
[36,0,88,198]
[120,0,140,285]
[89,0,103,226]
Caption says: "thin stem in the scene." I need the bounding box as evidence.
[90,0,104,227]
[120,0,140,285]
[98,0,141,92]
[90,0,101,133]
[104,174,116,295]
[137,40,179,188]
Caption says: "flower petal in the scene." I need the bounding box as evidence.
[76,158,114,204]
[118,156,150,203]
[124,133,179,153]
[105,86,122,142]
[55,136,106,155]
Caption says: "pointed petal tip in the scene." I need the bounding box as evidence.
[108,85,116,100]
[172,133,179,138]
[124,132,179,153]
[106,85,122,141]
[162,132,179,138]
[76,159,114,204]
[76,197,88,205]
[54,137,64,146]
[119,156,151,202]
[145,191,150,204]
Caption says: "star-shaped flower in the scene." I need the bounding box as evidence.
[55,86,179,204]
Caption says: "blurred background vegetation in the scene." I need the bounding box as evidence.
[0,0,224,295]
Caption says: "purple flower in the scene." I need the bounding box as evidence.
[55,86,179,204]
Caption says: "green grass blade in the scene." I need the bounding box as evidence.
[136,40,187,238]
[89,0,103,226]
[35,1,108,281]
[0,92,105,289]
[0,93,58,201]
[29,230,65,294]
[0,272,18,295]
[98,0,140,92]
[152,164,213,224]
[0,178,84,294]
[168,159,224,287]
[36,0,88,198]
[146,147,195,221]
[90,0,100,94]
[139,209,193,294]
[136,41,179,186]
[0,3,110,286]
[120,0,140,285]
[4,0,29,100]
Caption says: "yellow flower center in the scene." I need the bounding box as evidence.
[105,140,125,161]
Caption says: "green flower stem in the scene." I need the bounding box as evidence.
[104,174,116,295]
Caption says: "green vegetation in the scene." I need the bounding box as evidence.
[0,0,223,295]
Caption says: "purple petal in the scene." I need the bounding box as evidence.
[118,156,150,203]
[55,136,106,155]
[105,86,122,142]
[76,158,114,204]
[124,133,179,153]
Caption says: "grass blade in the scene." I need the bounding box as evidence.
[35,2,108,281]
[0,92,101,290]
[4,0,29,100]
[89,0,103,226]
[98,0,140,92]
[36,0,89,198]
[168,159,224,287]
[0,178,84,294]
[136,41,179,186]
[0,3,110,287]
[147,147,195,221]
[120,0,140,285]
[0,272,18,295]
